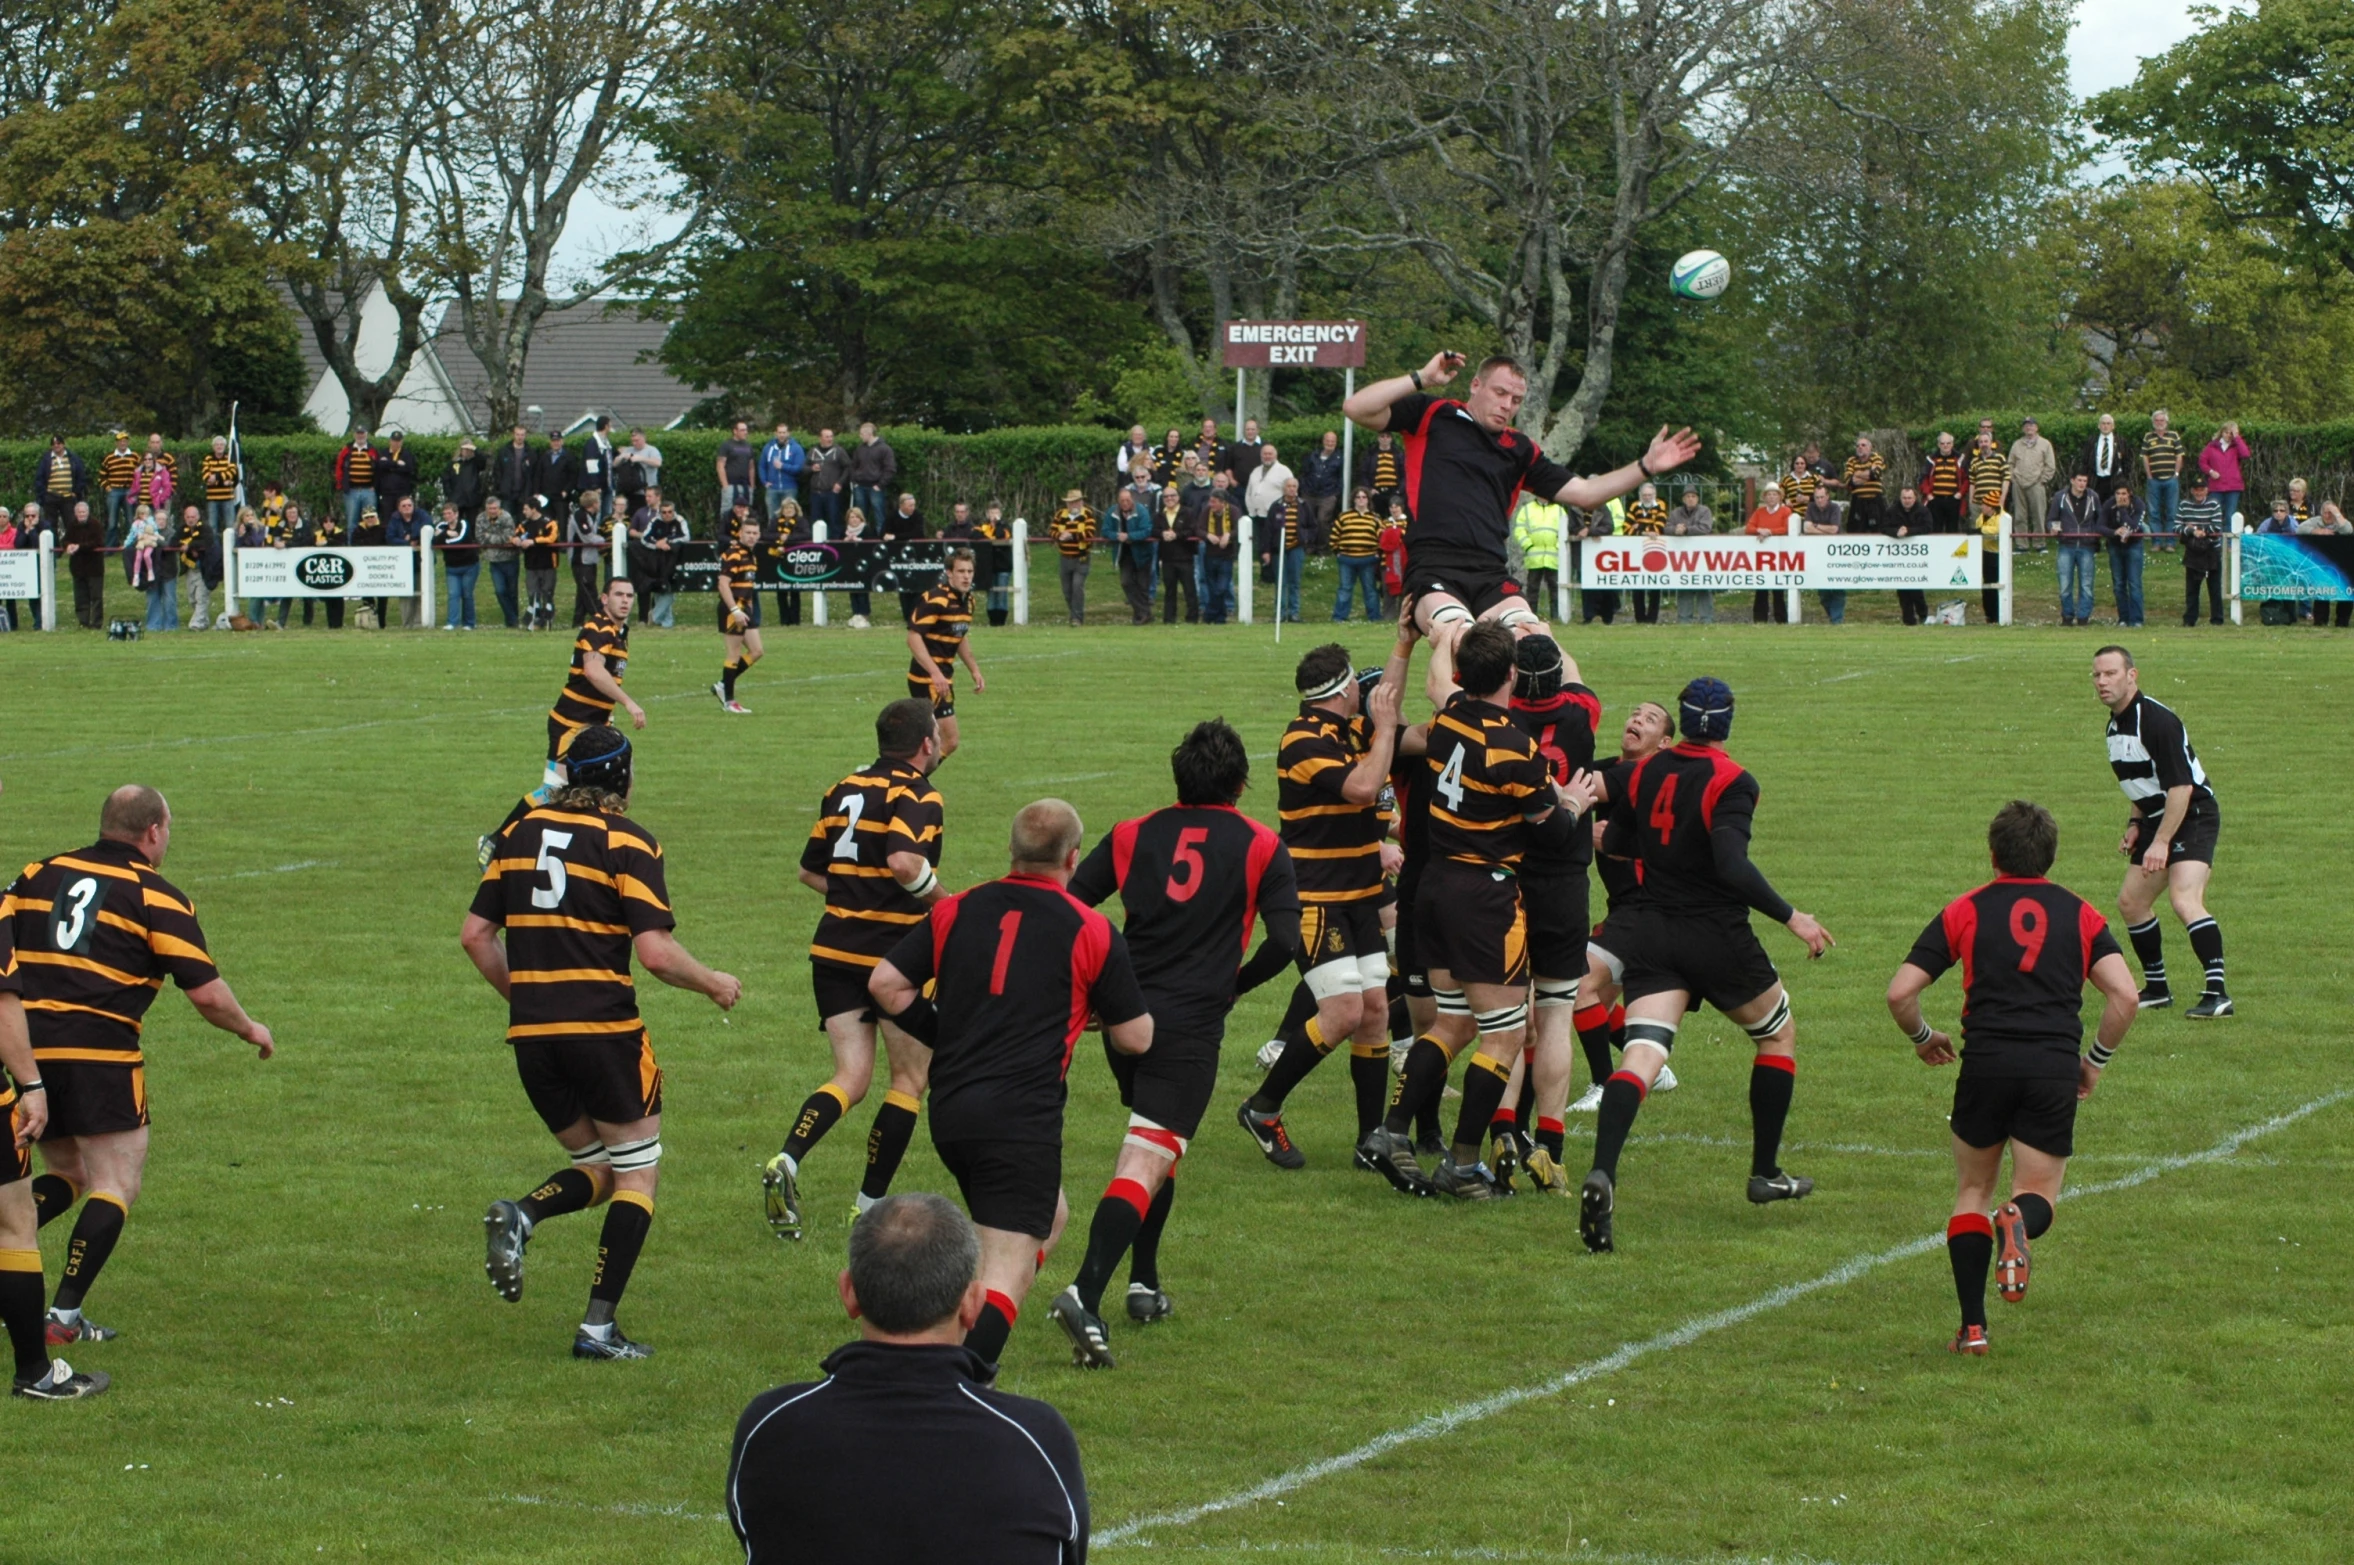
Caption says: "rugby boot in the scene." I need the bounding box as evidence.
[1579,1169,1615,1253]
[1746,1170,1814,1204]
[762,1153,804,1240]
[1993,1202,2033,1304]
[572,1324,652,1361]
[1356,1127,1432,1197]
[1125,1284,1173,1325]
[1235,1102,1305,1170]
[1049,1287,1116,1369]
[483,1199,530,1302]
[11,1360,108,1400]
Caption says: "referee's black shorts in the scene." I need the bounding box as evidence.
[934,1138,1060,1238]
[2127,802,2219,867]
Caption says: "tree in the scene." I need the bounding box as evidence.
[2092,0,2354,279]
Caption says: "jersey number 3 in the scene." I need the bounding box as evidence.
[1165,827,1210,903]
[49,874,106,954]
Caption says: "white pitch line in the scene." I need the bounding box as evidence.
[1098,1088,2350,1547]
[191,859,339,883]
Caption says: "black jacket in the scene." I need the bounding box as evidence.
[2077,432,2134,487]
[35,449,88,502]
[728,1341,1087,1564]
[492,441,543,504]
[1300,446,1345,499]
[441,454,486,513]
[374,446,419,506]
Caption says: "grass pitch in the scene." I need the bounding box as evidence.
[2,588,2349,1564]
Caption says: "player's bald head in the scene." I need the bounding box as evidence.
[1010,798,1083,871]
[100,785,169,842]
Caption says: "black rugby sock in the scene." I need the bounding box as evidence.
[1129,1178,1174,1291]
[30,1174,77,1228]
[1948,1214,1993,1330]
[782,1084,848,1162]
[1590,1073,1646,1179]
[1749,1056,1796,1178]
[1535,1116,1565,1160]
[0,1251,48,1382]
[2125,919,2167,987]
[2013,1191,2054,1240]
[1573,1005,1616,1087]
[968,1292,1018,1364]
[721,659,741,699]
[1072,1178,1150,1315]
[584,1191,653,1323]
[859,1091,920,1200]
[1384,1038,1451,1136]
[52,1193,126,1313]
[1450,1052,1511,1164]
[2185,918,2225,994]
[1513,1073,1537,1132]
[1249,1023,1329,1115]
[518,1166,606,1227]
[1348,1045,1390,1138]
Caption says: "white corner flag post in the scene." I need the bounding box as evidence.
[1340,369,1355,522]
[811,521,829,627]
[1997,510,2014,626]
[1237,514,1255,626]
[1234,370,1246,445]
[419,523,436,629]
[1556,518,1574,627]
[1273,519,1285,646]
[36,527,56,631]
[1012,518,1030,627]
[2228,510,2244,626]
[1785,511,1803,624]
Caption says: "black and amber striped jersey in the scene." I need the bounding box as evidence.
[200,454,239,502]
[1423,692,1552,870]
[2141,429,2184,481]
[1923,452,1964,500]
[1783,468,1820,511]
[802,759,945,968]
[1966,446,2009,499]
[0,910,16,1108]
[469,806,674,1045]
[1624,498,1668,535]
[718,543,760,616]
[1330,509,1382,557]
[1152,445,1185,486]
[98,449,138,491]
[1278,707,1386,903]
[1843,453,1886,500]
[3,839,218,1069]
[1369,446,1402,494]
[1051,508,1097,557]
[552,612,628,729]
[907,583,972,683]
[342,444,375,488]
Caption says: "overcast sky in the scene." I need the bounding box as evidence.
[548,0,2225,279]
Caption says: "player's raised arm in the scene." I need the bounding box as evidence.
[1341,682,1402,803]
[1343,351,1466,432]
[1553,427,1705,512]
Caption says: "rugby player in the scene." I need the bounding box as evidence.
[1,877,107,1398]
[1362,623,1597,1199]
[1050,720,1300,1366]
[1568,700,1680,1112]
[1341,352,1700,650]
[712,514,764,715]
[464,726,741,1360]
[1235,645,1403,1166]
[479,576,645,865]
[2094,647,2232,1018]
[1577,678,1833,1252]
[766,700,948,1240]
[6,786,274,1347]
[906,549,986,762]
[1886,800,2140,1354]
[869,800,1151,1367]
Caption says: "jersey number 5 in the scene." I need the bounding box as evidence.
[2009,900,2046,972]
[532,831,574,910]
[1165,827,1210,903]
[1648,775,1680,844]
[1435,746,1467,812]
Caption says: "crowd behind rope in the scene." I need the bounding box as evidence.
[6,407,2350,635]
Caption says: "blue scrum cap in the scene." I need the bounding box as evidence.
[1678,676,1734,741]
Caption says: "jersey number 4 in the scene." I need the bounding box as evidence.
[1165,827,1210,903]
[1435,746,1467,812]
[1648,775,1680,844]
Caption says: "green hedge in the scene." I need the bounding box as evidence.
[0,419,1355,531]
[1902,413,2354,518]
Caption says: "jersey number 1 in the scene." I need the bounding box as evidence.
[989,911,1023,995]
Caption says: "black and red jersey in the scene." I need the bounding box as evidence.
[1387,393,1574,560]
[1511,684,1601,875]
[1904,877,2122,1079]
[1600,741,1782,919]
[885,875,1146,1145]
[1390,730,1431,873]
[1069,804,1298,1039]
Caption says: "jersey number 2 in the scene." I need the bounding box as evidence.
[1648,775,1680,844]
[1165,827,1210,902]
[2009,900,2046,972]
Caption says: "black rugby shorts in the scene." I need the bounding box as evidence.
[934,1137,1060,1238]
[1106,1031,1221,1140]
[1521,870,1589,981]
[36,1060,148,1140]
[811,958,881,1025]
[1950,1073,2078,1159]
[2127,804,2219,868]
[1414,859,1527,988]
[1614,907,1780,1016]
[513,1031,663,1134]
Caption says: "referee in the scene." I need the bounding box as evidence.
[2093,647,2232,1018]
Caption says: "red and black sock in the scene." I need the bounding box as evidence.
[1573,1004,1615,1087]
[584,1191,653,1325]
[782,1084,848,1162]
[1072,1177,1150,1315]
[1384,1037,1451,1135]
[1534,1115,1565,1160]
[1451,1052,1511,1163]
[1749,1055,1795,1178]
[0,1250,48,1383]
[30,1174,77,1228]
[860,1091,920,1201]
[2013,1191,2053,1239]
[518,1165,606,1227]
[1129,1178,1174,1291]
[52,1193,126,1314]
[1590,1072,1647,1179]
[1948,1213,1994,1330]
[968,1289,1019,1364]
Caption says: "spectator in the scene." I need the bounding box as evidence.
[1803,482,1845,625]
[848,422,897,525]
[640,494,687,629]
[375,428,418,517]
[541,430,580,514]
[1580,497,1623,624]
[1359,429,1402,515]
[884,491,927,623]
[1378,502,1409,619]
[1840,436,1889,537]
[478,496,523,629]
[386,495,426,627]
[1623,482,1667,624]
[0,506,18,631]
[125,504,176,631]
[1179,459,1215,608]
[438,501,479,629]
[615,427,661,513]
[1049,489,1096,625]
[2198,420,2251,531]
[716,419,757,519]
[2049,472,2101,627]
[761,421,807,520]
[2140,408,2185,551]
[1746,481,1792,623]
[581,414,617,504]
[441,438,487,523]
[198,436,240,540]
[1511,490,1568,621]
[62,498,104,628]
[1190,416,1223,475]
[2299,502,2354,627]
[1243,444,1294,520]
[98,431,137,543]
[263,503,303,628]
[2006,419,2059,554]
[1260,478,1308,623]
[725,1193,1088,1565]
[939,500,979,541]
[1125,456,1162,523]
[494,424,539,517]
[4,502,45,630]
[1880,483,1933,625]
[771,496,809,628]
[232,504,267,626]
[567,491,608,626]
[179,502,218,631]
[134,448,175,521]
[808,427,848,532]
[1201,488,1239,625]
[2102,481,2146,628]
[1106,485,1157,625]
[1965,426,2010,525]
[2287,474,2314,526]
[1782,451,1822,513]
[521,495,561,631]
[1665,485,1715,624]
[333,425,381,534]
[1152,427,1186,487]
[1223,417,1263,490]
[1155,484,1200,624]
[1115,423,1152,482]
[976,501,1014,628]
[258,478,289,535]
[2176,475,2225,628]
[40,435,90,532]
[1300,429,1344,549]
[349,504,388,627]
[1921,431,1965,534]
[1331,487,1385,624]
[838,506,876,628]
[2079,412,2131,500]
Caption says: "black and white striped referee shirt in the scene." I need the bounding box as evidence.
[2106,693,2214,818]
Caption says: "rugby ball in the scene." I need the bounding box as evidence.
[1670,249,1731,301]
